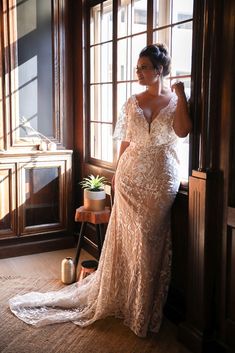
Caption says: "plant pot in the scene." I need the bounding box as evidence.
[84,189,106,211]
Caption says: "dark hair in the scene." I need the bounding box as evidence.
[139,44,171,76]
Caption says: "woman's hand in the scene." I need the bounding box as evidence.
[171,81,186,98]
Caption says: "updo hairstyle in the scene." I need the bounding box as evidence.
[139,44,171,77]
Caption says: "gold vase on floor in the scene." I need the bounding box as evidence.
[61,257,76,284]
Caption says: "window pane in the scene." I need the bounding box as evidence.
[171,25,192,77]
[153,28,171,53]
[90,122,101,159]
[131,34,147,80]
[118,0,132,38]
[131,81,144,95]
[90,85,101,121]
[132,0,147,34]
[101,124,113,162]
[90,91,112,133]
[153,0,171,28]
[101,43,112,82]
[117,82,142,115]
[172,0,193,24]
[117,38,131,81]
[16,0,53,138]
[117,82,130,115]
[90,45,101,84]
[101,0,113,42]
[90,122,113,162]
[90,4,101,45]
[101,84,112,122]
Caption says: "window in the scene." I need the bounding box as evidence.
[87,0,193,181]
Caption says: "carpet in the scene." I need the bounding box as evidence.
[0,275,190,353]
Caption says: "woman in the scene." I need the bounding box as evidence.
[9,44,191,337]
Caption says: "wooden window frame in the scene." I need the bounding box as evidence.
[84,0,193,182]
[0,0,65,151]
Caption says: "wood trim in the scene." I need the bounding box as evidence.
[52,0,65,146]
[0,0,4,151]
[0,233,76,259]
[179,170,223,353]
[18,159,68,235]
[227,208,235,228]
[0,163,17,237]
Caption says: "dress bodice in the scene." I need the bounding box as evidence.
[113,94,179,148]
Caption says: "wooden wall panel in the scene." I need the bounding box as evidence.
[179,170,222,353]
[227,228,235,321]
[0,163,16,237]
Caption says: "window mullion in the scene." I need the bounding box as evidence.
[147,0,153,44]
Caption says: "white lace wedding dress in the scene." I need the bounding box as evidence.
[9,93,181,337]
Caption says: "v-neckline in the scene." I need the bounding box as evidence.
[133,94,175,132]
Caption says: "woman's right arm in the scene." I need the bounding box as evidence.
[112,140,130,190]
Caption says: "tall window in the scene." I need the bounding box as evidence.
[87,0,193,181]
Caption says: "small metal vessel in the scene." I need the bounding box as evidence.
[61,257,76,284]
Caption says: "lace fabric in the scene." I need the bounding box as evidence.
[9,93,181,337]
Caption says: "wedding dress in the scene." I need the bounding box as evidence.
[9,93,181,337]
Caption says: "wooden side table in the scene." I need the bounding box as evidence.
[74,206,111,266]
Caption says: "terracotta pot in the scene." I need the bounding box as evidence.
[83,189,106,211]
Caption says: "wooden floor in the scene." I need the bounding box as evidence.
[0,247,91,279]
[0,248,192,353]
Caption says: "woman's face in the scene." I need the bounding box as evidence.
[136,56,158,86]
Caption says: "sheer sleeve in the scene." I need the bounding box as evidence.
[113,101,132,142]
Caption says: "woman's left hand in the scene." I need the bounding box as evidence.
[171,81,186,98]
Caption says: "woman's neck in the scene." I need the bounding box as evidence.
[146,82,162,97]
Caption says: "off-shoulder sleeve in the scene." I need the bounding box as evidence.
[113,101,132,142]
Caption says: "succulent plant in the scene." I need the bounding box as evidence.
[79,174,107,191]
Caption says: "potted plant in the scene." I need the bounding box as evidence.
[80,174,107,211]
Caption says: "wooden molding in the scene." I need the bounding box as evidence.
[179,170,222,353]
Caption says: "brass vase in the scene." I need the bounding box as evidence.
[61,257,76,284]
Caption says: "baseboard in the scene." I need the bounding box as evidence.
[0,233,76,259]
[178,322,230,353]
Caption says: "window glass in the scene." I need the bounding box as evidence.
[90,85,101,122]
[117,38,131,81]
[90,46,101,84]
[171,25,192,77]
[131,34,147,80]
[101,84,112,122]
[118,0,132,38]
[16,0,53,138]
[153,0,171,28]
[172,0,193,24]
[153,28,171,52]
[132,0,147,34]
[90,122,113,162]
[101,1,113,42]
[101,43,112,82]
[90,4,101,45]
[117,82,131,115]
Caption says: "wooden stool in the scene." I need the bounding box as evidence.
[74,206,111,266]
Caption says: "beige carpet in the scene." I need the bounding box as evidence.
[0,275,191,353]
